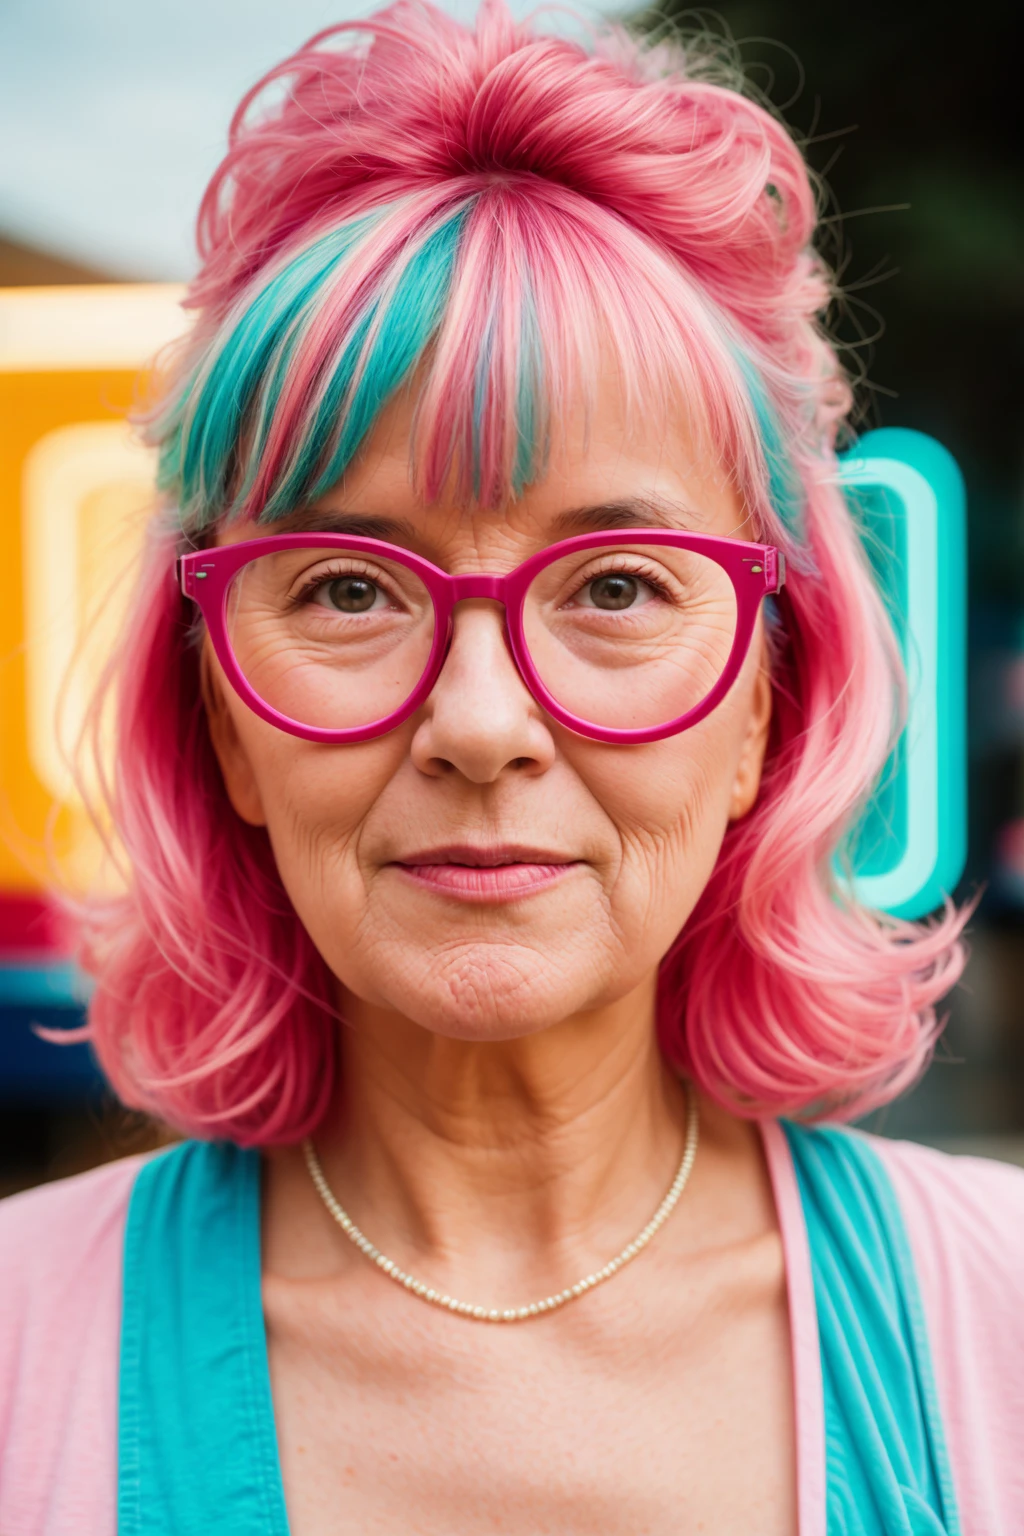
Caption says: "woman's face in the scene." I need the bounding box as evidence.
[204,373,772,1041]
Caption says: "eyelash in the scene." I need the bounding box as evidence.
[566,559,676,605]
[284,552,680,610]
[290,562,398,608]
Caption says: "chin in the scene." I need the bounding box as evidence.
[369,939,600,1041]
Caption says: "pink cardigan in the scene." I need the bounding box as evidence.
[2,1127,1023,1535]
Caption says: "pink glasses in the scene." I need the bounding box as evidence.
[177,530,785,746]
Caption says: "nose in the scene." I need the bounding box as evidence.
[409,600,556,783]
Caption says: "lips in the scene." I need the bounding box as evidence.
[398,845,573,868]
[391,845,579,901]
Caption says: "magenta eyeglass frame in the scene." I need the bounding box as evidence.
[177,530,785,746]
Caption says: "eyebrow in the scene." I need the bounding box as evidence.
[549,496,709,535]
[279,495,706,541]
[273,510,422,541]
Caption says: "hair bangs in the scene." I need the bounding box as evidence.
[155,175,806,549]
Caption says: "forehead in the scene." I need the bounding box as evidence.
[216,362,748,551]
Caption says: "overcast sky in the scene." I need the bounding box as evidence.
[0,0,620,280]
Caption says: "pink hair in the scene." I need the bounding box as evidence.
[74,0,967,1142]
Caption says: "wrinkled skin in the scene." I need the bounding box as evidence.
[206,384,771,1046]
[203,372,795,1536]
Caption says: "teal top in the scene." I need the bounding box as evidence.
[117,1124,960,1535]
[786,1126,959,1535]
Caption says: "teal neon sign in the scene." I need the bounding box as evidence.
[837,428,967,918]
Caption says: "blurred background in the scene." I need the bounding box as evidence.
[1,0,1022,1194]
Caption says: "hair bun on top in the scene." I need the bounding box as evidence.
[192,0,821,347]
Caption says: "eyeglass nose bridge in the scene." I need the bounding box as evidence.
[433,573,527,694]
[446,572,507,603]
[436,572,520,672]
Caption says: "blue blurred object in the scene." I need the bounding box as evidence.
[0,1001,101,1099]
[0,962,100,1098]
[0,962,81,1006]
[837,428,967,918]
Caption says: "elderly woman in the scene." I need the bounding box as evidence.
[1,3,1021,1532]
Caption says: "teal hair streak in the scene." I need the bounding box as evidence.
[733,351,805,538]
[163,215,377,527]
[469,273,546,503]
[165,206,470,528]
[470,301,498,504]
[514,273,546,495]
[296,211,469,517]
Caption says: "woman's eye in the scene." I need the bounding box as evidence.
[311,575,387,613]
[577,572,654,610]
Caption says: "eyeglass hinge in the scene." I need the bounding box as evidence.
[177,557,213,596]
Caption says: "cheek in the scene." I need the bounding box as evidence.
[571,703,746,921]
[238,713,407,897]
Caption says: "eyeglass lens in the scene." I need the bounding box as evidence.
[224,542,739,733]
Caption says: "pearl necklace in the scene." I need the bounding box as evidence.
[301,1079,699,1323]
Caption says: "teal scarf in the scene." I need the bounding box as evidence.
[118,1124,960,1534]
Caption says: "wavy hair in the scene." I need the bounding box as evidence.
[74,0,967,1143]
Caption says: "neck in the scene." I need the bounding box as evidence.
[271,976,707,1303]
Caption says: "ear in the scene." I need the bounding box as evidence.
[200,639,268,827]
[727,642,773,822]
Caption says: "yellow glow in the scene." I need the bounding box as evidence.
[23,420,155,796]
[0,284,187,371]
[0,285,187,899]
